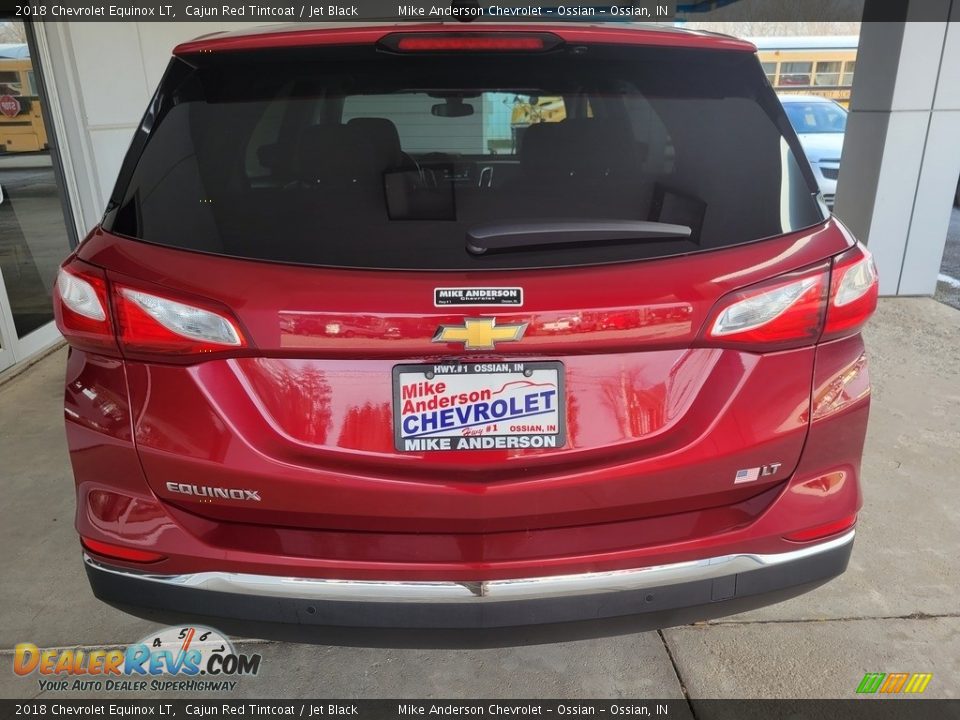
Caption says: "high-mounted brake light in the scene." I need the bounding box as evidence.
[380,33,561,53]
[114,285,247,356]
[822,243,879,341]
[703,264,830,351]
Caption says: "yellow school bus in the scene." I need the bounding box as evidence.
[752,36,859,107]
[0,44,48,153]
[510,96,568,127]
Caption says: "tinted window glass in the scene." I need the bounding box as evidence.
[814,61,842,86]
[0,70,21,94]
[105,44,823,271]
[842,60,856,84]
[778,61,812,86]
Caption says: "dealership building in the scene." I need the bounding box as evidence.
[0,2,958,374]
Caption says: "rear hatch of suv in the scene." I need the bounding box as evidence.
[75,27,849,547]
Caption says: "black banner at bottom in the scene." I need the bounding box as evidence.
[1,700,959,720]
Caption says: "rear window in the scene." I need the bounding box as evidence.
[783,100,848,134]
[105,41,824,271]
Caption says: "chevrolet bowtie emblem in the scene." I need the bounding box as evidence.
[432,318,527,350]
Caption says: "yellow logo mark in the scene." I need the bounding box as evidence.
[903,673,933,694]
[432,318,527,350]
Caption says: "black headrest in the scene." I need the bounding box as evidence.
[347,117,404,170]
[563,119,624,175]
[297,124,378,185]
[518,122,569,179]
[520,120,646,181]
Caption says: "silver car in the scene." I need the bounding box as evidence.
[779,94,847,210]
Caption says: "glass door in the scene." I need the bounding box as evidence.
[0,18,76,367]
[0,268,16,373]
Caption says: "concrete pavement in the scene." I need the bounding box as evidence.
[0,298,957,701]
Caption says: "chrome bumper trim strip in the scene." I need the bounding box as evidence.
[84,529,854,604]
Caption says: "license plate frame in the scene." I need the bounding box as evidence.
[392,361,565,452]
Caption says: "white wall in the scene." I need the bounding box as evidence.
[833,8,960,295]
[38,21,281,234]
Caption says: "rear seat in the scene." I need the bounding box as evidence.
[468,119,653,222]
[296,124,379,187]
[517,119,647,183]
[252,119,655,233]
[347,117,420,175]
[345,117,451,220]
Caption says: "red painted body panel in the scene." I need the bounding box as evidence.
[122,347,805,533]
[66,220,868,583]
[69,351,867,582]
[76,221,849,358]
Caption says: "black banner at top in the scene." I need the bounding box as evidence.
[0,0,950,22]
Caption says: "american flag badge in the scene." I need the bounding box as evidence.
[734,467,760,484]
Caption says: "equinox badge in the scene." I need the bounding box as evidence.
[432,318,527,351]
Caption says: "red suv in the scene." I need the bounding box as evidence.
[54,23,878,631]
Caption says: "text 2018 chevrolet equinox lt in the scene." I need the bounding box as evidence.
[54,23,878,631]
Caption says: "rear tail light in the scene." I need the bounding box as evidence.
[783,513,857,542]
[115,286,245,355]
[380,33,561,53]
[822,243,879,341]
[703,264,829,351]
[703,241,878,351]
[81,537,165,563]
[57,269,106,322]
[53,264,118,354]
[55,258,248,359]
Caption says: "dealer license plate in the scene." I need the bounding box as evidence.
[393,361,565,452]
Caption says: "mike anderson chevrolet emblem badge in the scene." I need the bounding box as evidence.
[432,318,527,351]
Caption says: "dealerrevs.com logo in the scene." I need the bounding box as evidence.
[14,626,261,693]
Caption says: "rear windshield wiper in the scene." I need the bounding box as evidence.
[466,220,692,256]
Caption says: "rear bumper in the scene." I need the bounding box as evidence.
[85,530,853,629]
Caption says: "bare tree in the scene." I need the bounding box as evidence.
[683,20,862,37]
[0,22,27,44]
[680,0,864,36]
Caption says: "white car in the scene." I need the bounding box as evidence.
[779,94,847,210]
